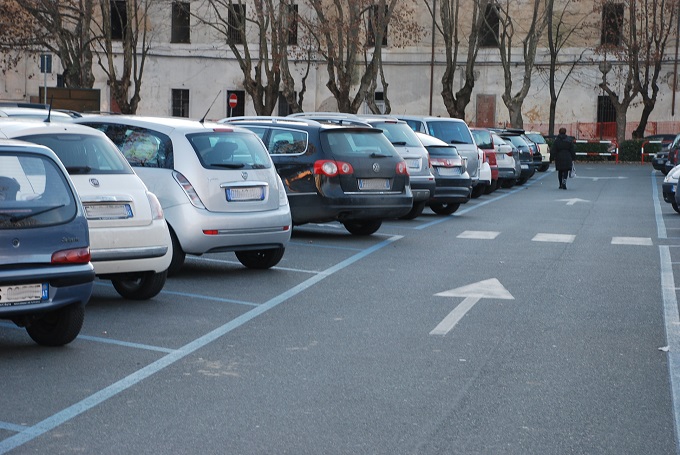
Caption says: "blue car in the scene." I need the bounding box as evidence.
[0,140,94,346]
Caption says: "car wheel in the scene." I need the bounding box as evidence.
[342,220,382,236]
[500,179,514,189]
[471,185,485,199]
[673,202,680,214]
[167,229,185,277]
[516,177,528,185]
[400,201,426,220]
[429,202,460,215]
[539,163,550,172]
[26,305,84,346]
[484,179,497,195]
[236,247,285,269]
[112,270,168,300]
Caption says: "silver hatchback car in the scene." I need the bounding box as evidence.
[77,115,292,275]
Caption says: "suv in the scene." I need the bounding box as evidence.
[290,113,436,219]
[497,131,535,185]
[220,116,413,235]
[524,131,550,172]
[0,140,94,345]
[0,119,172,300]
[76,115,292,274]
[396,115,483,196]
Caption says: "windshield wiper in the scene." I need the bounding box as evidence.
[66,166,92,174]
[10,204,66,223]
[211,163,245,169]
[370,152,390,158]
[391,141,407,146]
[449,140,467,145]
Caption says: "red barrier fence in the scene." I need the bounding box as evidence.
[574,139,619,163]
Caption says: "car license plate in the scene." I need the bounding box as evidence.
[0,283,48,307]
[358,178,390,190]
[226,186,265,201]
[84,203,133,220]
[406,159,420,169]
[521,164,529,169]
[437,167,461,176]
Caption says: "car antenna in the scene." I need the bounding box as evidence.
[45,96,54,123]
[200,90,221,123]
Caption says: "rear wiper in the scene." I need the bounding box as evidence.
[449,140,467,144]
[66,166,92,174]
[10,204,65,222]
[370,152,390,158]
[211,163,245,169]
[391,141,407,146]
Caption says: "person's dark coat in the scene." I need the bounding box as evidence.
[550,133,576,171]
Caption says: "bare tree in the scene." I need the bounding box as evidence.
[305,0,421,114]
[631,0,678,138]
[424,0,489,120]
[495,0,549,128]
[545,0,587,136]
[91,0,153,114]
[4,0,95,88]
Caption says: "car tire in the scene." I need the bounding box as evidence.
[471,185,485,199]
[167,229,185,277]
[484,179,497,195]
[112,270,168,300]
[500,179,514,189]
[516,177,528,185]
[429,202,460,215]
[673,202,680,214]
[400,201,426,220]
[342,220,382,236]
[235,247,285,269]
[26,305,84,346]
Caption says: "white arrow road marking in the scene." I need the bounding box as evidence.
[557,198,590,205]
[431,278,514,336]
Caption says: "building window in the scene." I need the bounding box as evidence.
[278,92,296,116]
[110,0,127,41]
[480,4,499,47]
[172,89,189,117]
[286,4,298,46]
[367,5,388,47]
[228,4,245,45]
[601,2,624,46]
[171,1,190,44]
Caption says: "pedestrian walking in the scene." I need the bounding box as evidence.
[550,127,576,190]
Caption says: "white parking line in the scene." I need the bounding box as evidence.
[457,230,500,240]
[611,237,653,246]
[532,233,575,243]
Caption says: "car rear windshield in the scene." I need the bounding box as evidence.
[320,129,398,158]
[424,144,461,158]
[0,152,77,228]
[426,121,474,145]
[525,133,546,144]
[372,122,422,147]
[470,129,493,149]
[19,134,132,175]
[187,132,272,170]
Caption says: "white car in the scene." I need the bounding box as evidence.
[663,164,680,213]
[76,115,292,275]
[492,132,520,188]
[0,119,172,300]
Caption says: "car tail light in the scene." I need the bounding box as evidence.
[313,160,353,177]
[146,191,164,220]
[507,150,514,157]
[396,161,409,175]
[276,175,289,207]
[173,171,205,209]
[52,247,91,264]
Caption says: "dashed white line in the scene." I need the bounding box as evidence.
[611,237,653,246]
[532,233,575,243]
[457,230,500,240]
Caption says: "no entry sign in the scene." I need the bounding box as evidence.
[228,93,238,109]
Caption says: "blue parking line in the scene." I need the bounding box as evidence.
[0,234,403,454]
[653,170,667,239]
[415,170,553,230]
[288,240,364,252]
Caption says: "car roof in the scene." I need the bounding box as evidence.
[223,116,351,131]
[0,138,61,155]
[0,118,108,138]
[77,114,257,136]
[414,131,450,147]
[0,107,75,120]
[397,115,468,124]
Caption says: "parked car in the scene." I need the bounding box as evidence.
[0,119,172,299]
[415,132,471,214]
[497,131,535,185]
[491,132,519,188]
[220,116,413,235]
[0,107,76,122]
[648,133,678,174]
[524,131,550,172]
[0,140,94,345]
[76,115,292,274]
[396,115,483,195]
[470,127,499,195]
[290,113,436,219]
[664,164,680,213]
